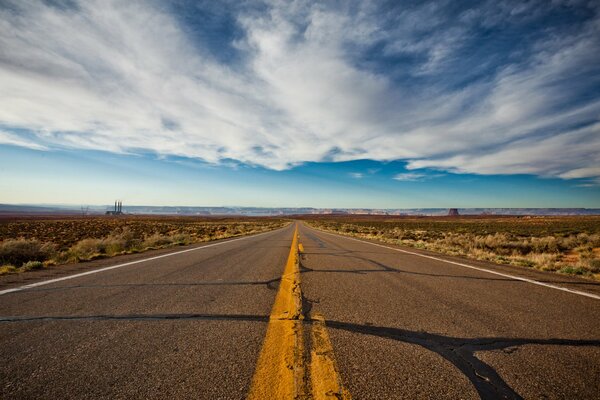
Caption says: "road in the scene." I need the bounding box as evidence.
[1,222,599,399]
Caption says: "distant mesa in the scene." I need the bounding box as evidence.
[448,208,460,216]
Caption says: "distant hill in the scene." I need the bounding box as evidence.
[0,204,83,214]
[1,204,599,216]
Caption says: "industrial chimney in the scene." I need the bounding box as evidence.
[106,200,123,215]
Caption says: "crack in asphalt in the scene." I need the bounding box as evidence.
[322,319,600,400]
[3,227,597,399]
[298,230,600,399]
[2,309,598,399]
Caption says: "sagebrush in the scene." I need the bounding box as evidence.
[0,216,286,275]
[306,216,600,279]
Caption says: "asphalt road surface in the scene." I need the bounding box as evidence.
[1,222,599,399]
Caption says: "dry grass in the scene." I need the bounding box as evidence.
[305,216,600,280]
[0,239,56,267]
[0,216,287,275]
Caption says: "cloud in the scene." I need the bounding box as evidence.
[0,0,598,181]
[0,130,47,150]
[559,166,600,180]
[576,183,600,187]
[393,173,428,182]
[349,172,364,179]
[393,172,444,181]
[409,123,600,179]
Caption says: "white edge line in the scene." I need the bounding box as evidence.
[311,226,600,301]
[0,228,283,296]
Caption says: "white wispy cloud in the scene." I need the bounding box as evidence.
[393,172,444,181]
[408,123,600,178]
[0,0,598,181]
[0,130,47,150]
[393,173,428,182]
[349,172,364,179]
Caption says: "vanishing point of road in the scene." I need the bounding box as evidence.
[1,222,599,399]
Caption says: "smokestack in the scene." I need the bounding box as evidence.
[115,201,117,213]
[119,201,122,213]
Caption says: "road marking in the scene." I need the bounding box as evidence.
[0,228,283,297]
[247,227,306,399]
[311,313,352,400]
[248,227,351,399]
[313,227,600,301]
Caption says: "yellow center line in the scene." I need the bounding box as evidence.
[247,227,306,399]
[247,226,351,399]
[310,313,352,400]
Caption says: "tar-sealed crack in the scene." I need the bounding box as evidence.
[6,309,597,400]
[322,319,600,400]
[8,229,600,399]
[294,234,600,398]
[265,277,280,291]
[300,264,314,273]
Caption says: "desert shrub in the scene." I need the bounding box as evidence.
[0,265,17,275]
[558,235,579,251]
[171,234,192,245]
[0,239,55,266]
[68,238,106,260]
[0,217,286,274]
[104,228,142,254]
[531,237,559,253]
[67,228,148,260]
[102,238,125,255]
[585,258,600,273]
[307,217,600,280]
[22,260,44,271]
[513,259,536,268]
[143,233,173,248]
[559,266,586,275]
[528,253,559,270]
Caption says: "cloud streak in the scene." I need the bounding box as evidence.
[0,0,598,181]
[393,173,428,182]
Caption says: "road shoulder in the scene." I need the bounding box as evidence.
[0,227,286,292]
[305,224,600,298]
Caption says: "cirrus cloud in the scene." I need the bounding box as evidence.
[0,0,598,182]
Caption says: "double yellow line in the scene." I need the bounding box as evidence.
[247,227,351,399]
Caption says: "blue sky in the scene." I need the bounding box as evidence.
[0,0,599,208]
